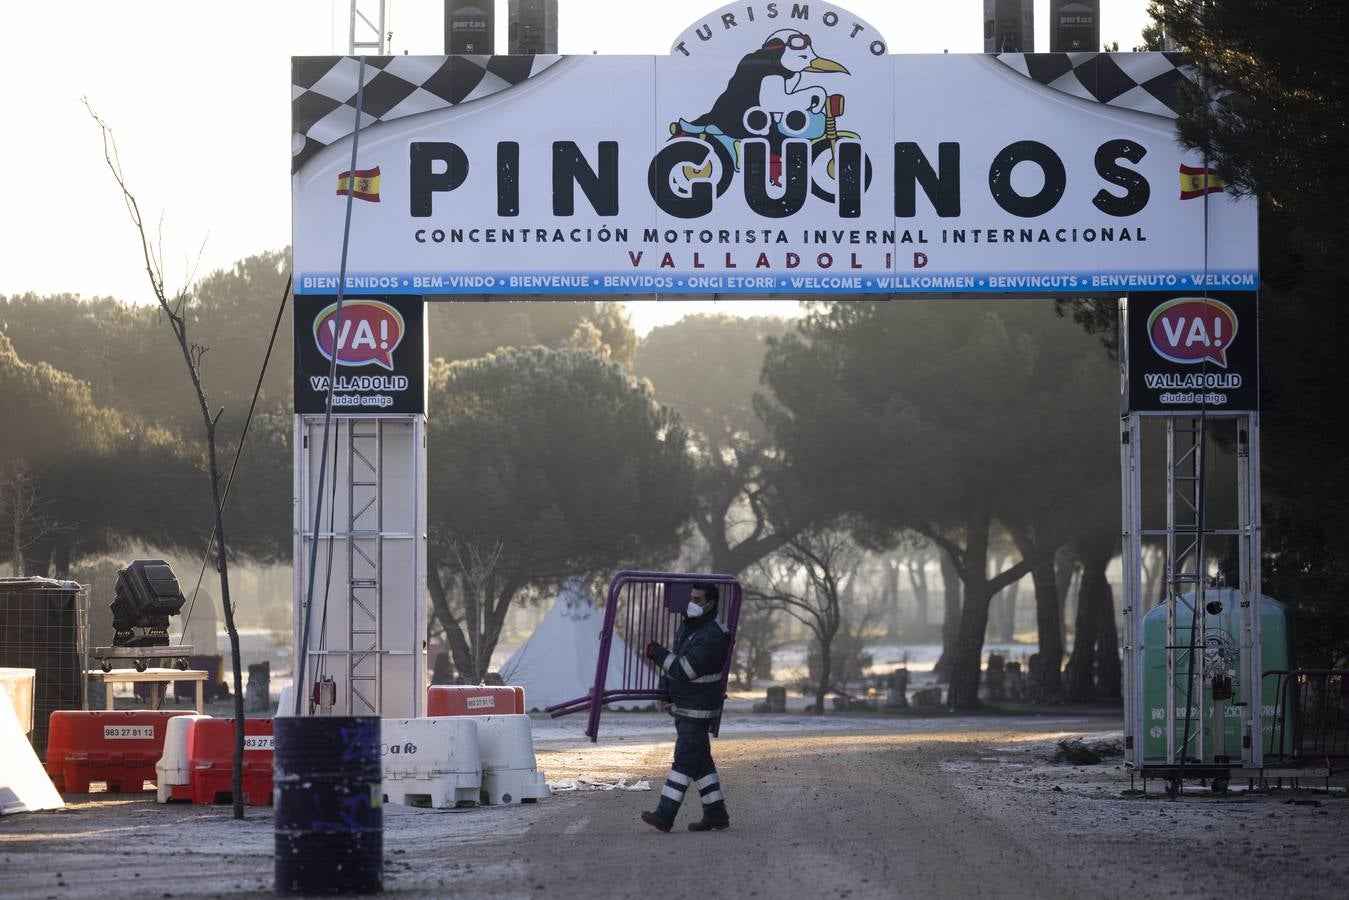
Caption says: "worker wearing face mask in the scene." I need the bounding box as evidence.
[641,582,730,833]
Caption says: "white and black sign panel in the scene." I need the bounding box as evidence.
[290,1,1259,297]
[293,295,426,414]
[1122,291,1258,414]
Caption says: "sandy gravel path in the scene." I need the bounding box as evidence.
[2,713,1344,899]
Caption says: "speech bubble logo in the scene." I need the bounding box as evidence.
[313,300,405,371]
[1147,297,1238,368]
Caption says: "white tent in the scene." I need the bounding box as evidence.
[0,671,62,815]
[500,580,647,712]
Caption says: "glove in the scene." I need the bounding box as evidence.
[645,641,663,662]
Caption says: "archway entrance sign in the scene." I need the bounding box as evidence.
[291,2,1256,296]
[290,0,1262,782]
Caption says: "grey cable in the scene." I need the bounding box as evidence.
[177,276,292,644]
[294,56,369,715]
[1174,157,1217,795]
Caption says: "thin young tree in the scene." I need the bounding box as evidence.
[429,540,505,683]
[749,526,860,714]
[731,600,781,689]
[829,598,883,701]
[1,466,67,576]
[86,101,247,820]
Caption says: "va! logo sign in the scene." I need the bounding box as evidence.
[1147,297,1238,368]
[313,300,405,371]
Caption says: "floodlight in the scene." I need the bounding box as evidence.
[110,559,187,647]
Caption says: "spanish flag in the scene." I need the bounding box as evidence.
[1179,164,1224,200]
[336,166,381,202]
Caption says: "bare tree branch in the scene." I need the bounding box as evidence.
[746,526,860,713]
[85,100,247,821]
[2,466,74,575]
[427,540,508,682]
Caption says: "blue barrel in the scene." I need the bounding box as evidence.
[274,716,382,895]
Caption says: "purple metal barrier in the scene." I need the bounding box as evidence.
[546,571,742,742]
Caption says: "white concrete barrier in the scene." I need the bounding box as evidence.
[155,714,212,803]
[0,687,61,815]
[467,714,549,806]
[380,717,481,809]
[275,685,294,716]
[0,668,35,736]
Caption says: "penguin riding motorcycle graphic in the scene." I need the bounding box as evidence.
[668,29,861,202]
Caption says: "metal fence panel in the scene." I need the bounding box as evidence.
[547,571,742,742]
[1265,669,1349,772]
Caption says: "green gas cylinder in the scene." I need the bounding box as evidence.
[1141,589,1289,764]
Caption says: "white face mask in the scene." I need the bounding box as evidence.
[685,600,705,618]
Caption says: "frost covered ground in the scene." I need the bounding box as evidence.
[3,710,1345,898]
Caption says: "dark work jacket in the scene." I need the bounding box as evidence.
[658,611,729,720]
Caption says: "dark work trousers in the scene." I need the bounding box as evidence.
[654,717,728,823]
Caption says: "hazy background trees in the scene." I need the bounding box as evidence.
[757,301,1119,708]
[425,347,695,681]
[5,261,1341,702]
[8,0,1349,698]
[429,301,636,367]
[749,524,860,714]
[0,275,1171,708]
[635,315,795,576]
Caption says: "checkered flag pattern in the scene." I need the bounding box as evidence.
[291,54,564,172]
[994,52,1204,120]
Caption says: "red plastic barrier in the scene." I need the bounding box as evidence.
[183,717,274,806]
[45,710,191,793]
[428,685,525,717]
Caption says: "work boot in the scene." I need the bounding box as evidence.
[641,810,673,833]
[687,814,730,832]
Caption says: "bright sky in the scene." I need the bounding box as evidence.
[2,1,1151,335]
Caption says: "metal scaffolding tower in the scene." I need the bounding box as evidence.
[295,415,426,718]
[349,0,388,55]
[1121,411,1263,793]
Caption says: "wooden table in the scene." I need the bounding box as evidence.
[86,668,208,713]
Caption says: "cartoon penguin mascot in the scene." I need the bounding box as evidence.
[685,29,849,140]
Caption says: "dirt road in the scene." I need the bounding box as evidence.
[4,714,1346,898]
